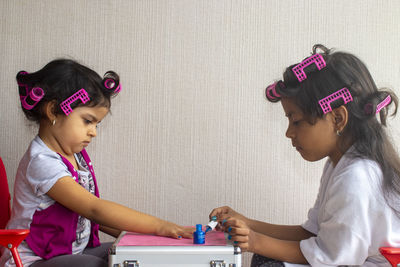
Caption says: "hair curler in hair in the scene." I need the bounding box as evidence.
[104,78,121,93]
[376,95,391,114]
[318,87,353,114]
[266,80,285,101]
[60,89,90,116]
[17,71,30,97]
[17,71,45,110]
[292,54,326,82]
[103,71,121,94]
[20,87,45,110]
[266,82,281,100]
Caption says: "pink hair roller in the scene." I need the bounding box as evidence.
[20,87,45,110]
[318,87,353,114]
[292,54,326,82]
[376,95,391,114]
[104,78,121,93]
[60,89,90,116]
[266,82,282,100]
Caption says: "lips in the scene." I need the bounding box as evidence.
[292,143,301,151]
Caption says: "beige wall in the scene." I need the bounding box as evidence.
[1,0,400,265]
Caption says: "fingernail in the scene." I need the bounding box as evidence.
[228,235,232,240]
[178,236,182,239]
[234,241,238,244]
[228,227,232,233]
[222,219,227,225]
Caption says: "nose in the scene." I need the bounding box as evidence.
[89,125,97,137]
[285,124,295,139]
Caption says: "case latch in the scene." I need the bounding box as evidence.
[123,260,139,267]
[210,260,226,267]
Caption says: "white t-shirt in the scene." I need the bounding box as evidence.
[285,148,400,267]
[0,136,95,267]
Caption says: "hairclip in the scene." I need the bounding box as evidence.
[292,54,326,82]
[266,81,283,100]
[318,87,353,114]
[60,89,90,116]
[17,71,45,110]
[104,78,121,93]
[376,95,391,114]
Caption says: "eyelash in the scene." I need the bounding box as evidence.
[292,119,302,126]
[83,118,101,128]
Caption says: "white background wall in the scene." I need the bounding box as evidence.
[1,1,400,266]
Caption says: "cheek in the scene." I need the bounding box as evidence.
[61,122,84,138]
[309,129,336,153]
[299,125,330,147]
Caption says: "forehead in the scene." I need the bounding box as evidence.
[73,106,109,120]
[281,97,303,118]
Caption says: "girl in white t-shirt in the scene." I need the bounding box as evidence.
[1,59,193,267]
[210,44,400,267]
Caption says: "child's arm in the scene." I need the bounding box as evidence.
[47,176,193,239]
[225,218,308,264]
[245,219,314,241]
[99,225,121,238]
[210,206,314,241]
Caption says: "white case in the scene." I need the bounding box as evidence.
[109,231,242,267]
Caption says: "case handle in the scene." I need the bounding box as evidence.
[210,260,226,267]
[123,260,139,267]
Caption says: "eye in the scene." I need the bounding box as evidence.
[292,119,303,126]
[83,118,93,125]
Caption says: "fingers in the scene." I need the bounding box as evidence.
[209,206,232,220]
[216,214,235,231]
[174,226,194,239]
[223,218,248,233]
[210,206,248,228]
[227,225,250,236]
[223,218,252,252]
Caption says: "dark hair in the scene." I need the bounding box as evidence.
[17,59,120,123]
[266,44,400,213]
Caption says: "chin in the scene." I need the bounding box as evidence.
[300,152,325,162]
[72,147,84,154]
[297,151,314,162]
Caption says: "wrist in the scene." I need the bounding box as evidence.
[154,218,167,235]
[244,217,254,229]
[248,230,260,253]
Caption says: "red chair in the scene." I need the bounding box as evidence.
[380,247,400,267]
[0,157,29,267]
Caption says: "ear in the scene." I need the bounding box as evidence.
[331,106,348,133]
[43,100,58,122]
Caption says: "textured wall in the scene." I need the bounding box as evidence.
[1,0,400,265]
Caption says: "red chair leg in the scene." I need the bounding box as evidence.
[0,229,30,267]
[10,246,24,267]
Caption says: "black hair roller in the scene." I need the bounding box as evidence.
[17,71,30,97]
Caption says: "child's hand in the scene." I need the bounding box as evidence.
[224,218,255,252]
[156,221,194,239]
[209,206,248,230]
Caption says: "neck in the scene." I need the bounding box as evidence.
[330,138,353,166]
